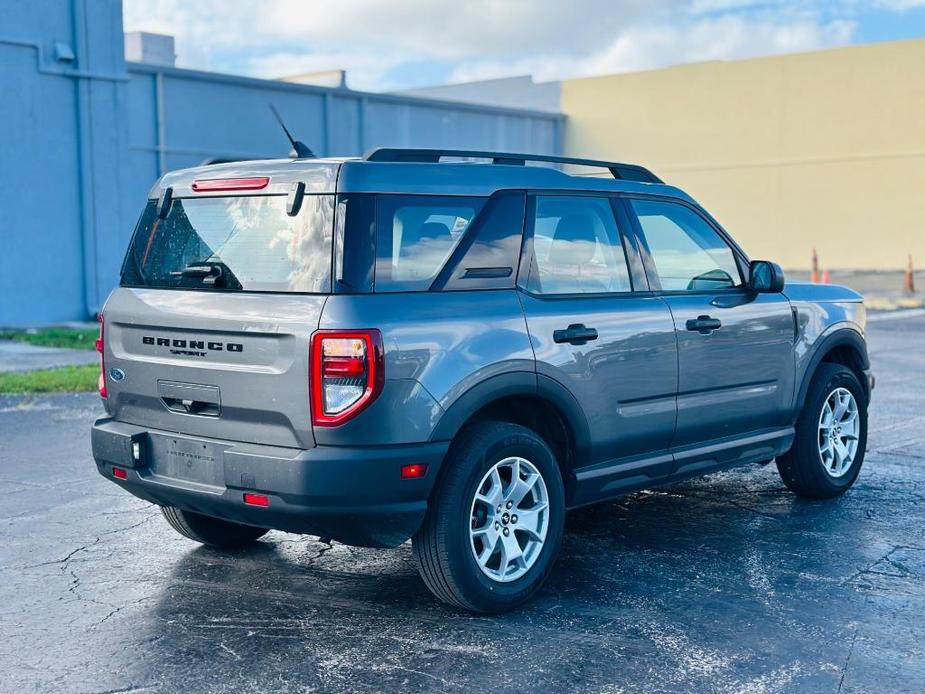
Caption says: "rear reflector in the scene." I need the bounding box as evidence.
[191,177,270,192]
[400,463,428,479]
[112,467,128,480]
[96,314,107,399]
[243,493,270,507]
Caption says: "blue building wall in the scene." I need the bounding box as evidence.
[0,0,563,326]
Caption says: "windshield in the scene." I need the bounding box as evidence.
[121,195,334,293]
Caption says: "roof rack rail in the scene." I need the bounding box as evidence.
[363,148,663,183]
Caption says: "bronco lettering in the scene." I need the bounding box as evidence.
[142,335,243,354]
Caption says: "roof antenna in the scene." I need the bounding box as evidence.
[269,104,315,159]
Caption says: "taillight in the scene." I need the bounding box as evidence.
[96,314,107,399]
[310,330,384,426]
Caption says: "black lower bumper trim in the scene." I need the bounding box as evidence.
[92,418,448,548]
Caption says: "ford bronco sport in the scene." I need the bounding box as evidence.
[92,148,872,612]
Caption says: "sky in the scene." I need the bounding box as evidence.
[123,0,925,92]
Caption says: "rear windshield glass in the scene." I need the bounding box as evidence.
[121,195,333,293]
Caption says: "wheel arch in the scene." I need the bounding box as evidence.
[796,327,871,416]
[429,372,591,498]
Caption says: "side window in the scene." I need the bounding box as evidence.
[527,196,632,295]
[375,195,485,292]
[439,191,526,291]
[631,199,742,291]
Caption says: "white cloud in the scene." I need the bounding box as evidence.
[447,16,856,84]
[252,0,671,59]
[124,0,670,63]
[688,0,771,13]
[248,50,415,91]
[122,0,678,87]
[121,1,888,91]
[872,0,925,9]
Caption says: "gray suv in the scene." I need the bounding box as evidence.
[91,148,873,612]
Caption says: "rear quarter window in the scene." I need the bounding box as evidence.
[374,195,486,292]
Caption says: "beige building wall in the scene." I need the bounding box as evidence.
[561,39,925,270]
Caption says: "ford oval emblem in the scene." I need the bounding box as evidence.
[109,367,125,382]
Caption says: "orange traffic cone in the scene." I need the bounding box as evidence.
[821,268,830,285]
[811,248,819,283]
[904,255,915,294]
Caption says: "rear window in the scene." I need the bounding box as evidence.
[121,195,334,293]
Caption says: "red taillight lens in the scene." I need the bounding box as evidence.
[322,356,366,378]
[191,177,269,192]
[112,467,127,480]
[96,314,107,399]
[310,330,384,427]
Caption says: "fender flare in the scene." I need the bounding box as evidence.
[794,327,870,414]
[429,371,592,466]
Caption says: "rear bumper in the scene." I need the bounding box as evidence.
[91,417,448,548]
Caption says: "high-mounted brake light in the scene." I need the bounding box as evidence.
[96,314,107,399]
[191,177,270,192]
[310,330,384,427]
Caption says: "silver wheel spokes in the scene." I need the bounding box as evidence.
[469,456,549,583]
[818,387,860,478]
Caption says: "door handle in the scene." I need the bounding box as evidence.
[553,324,599,345]
[686,315,722,334]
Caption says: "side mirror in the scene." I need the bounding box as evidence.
[748,260,785,293]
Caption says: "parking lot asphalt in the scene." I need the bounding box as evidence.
[0,341,99,372]
[2,314,923,693]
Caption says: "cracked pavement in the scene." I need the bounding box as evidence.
[2,315,924,692]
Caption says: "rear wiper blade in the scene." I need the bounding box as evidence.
[170,263,225,286]
[170,261,243,289]
[171,264,214,278]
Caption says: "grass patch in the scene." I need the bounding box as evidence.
[0,327,98,351]
[0,365,99,394]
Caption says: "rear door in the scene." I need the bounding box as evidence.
[625,197,795,462]
[518,194,678,497]
[103,190,335,449]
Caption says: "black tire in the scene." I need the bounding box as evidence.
[412,421,565,613]
[776,363,868,499]
[160,506,269,548]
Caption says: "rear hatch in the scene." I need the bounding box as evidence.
[102,178,336,449]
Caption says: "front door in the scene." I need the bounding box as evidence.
[518,194,678,499]
[626,197,795,462]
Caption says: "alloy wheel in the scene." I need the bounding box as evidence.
[817,387,860,478]
[469,456,549,583]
